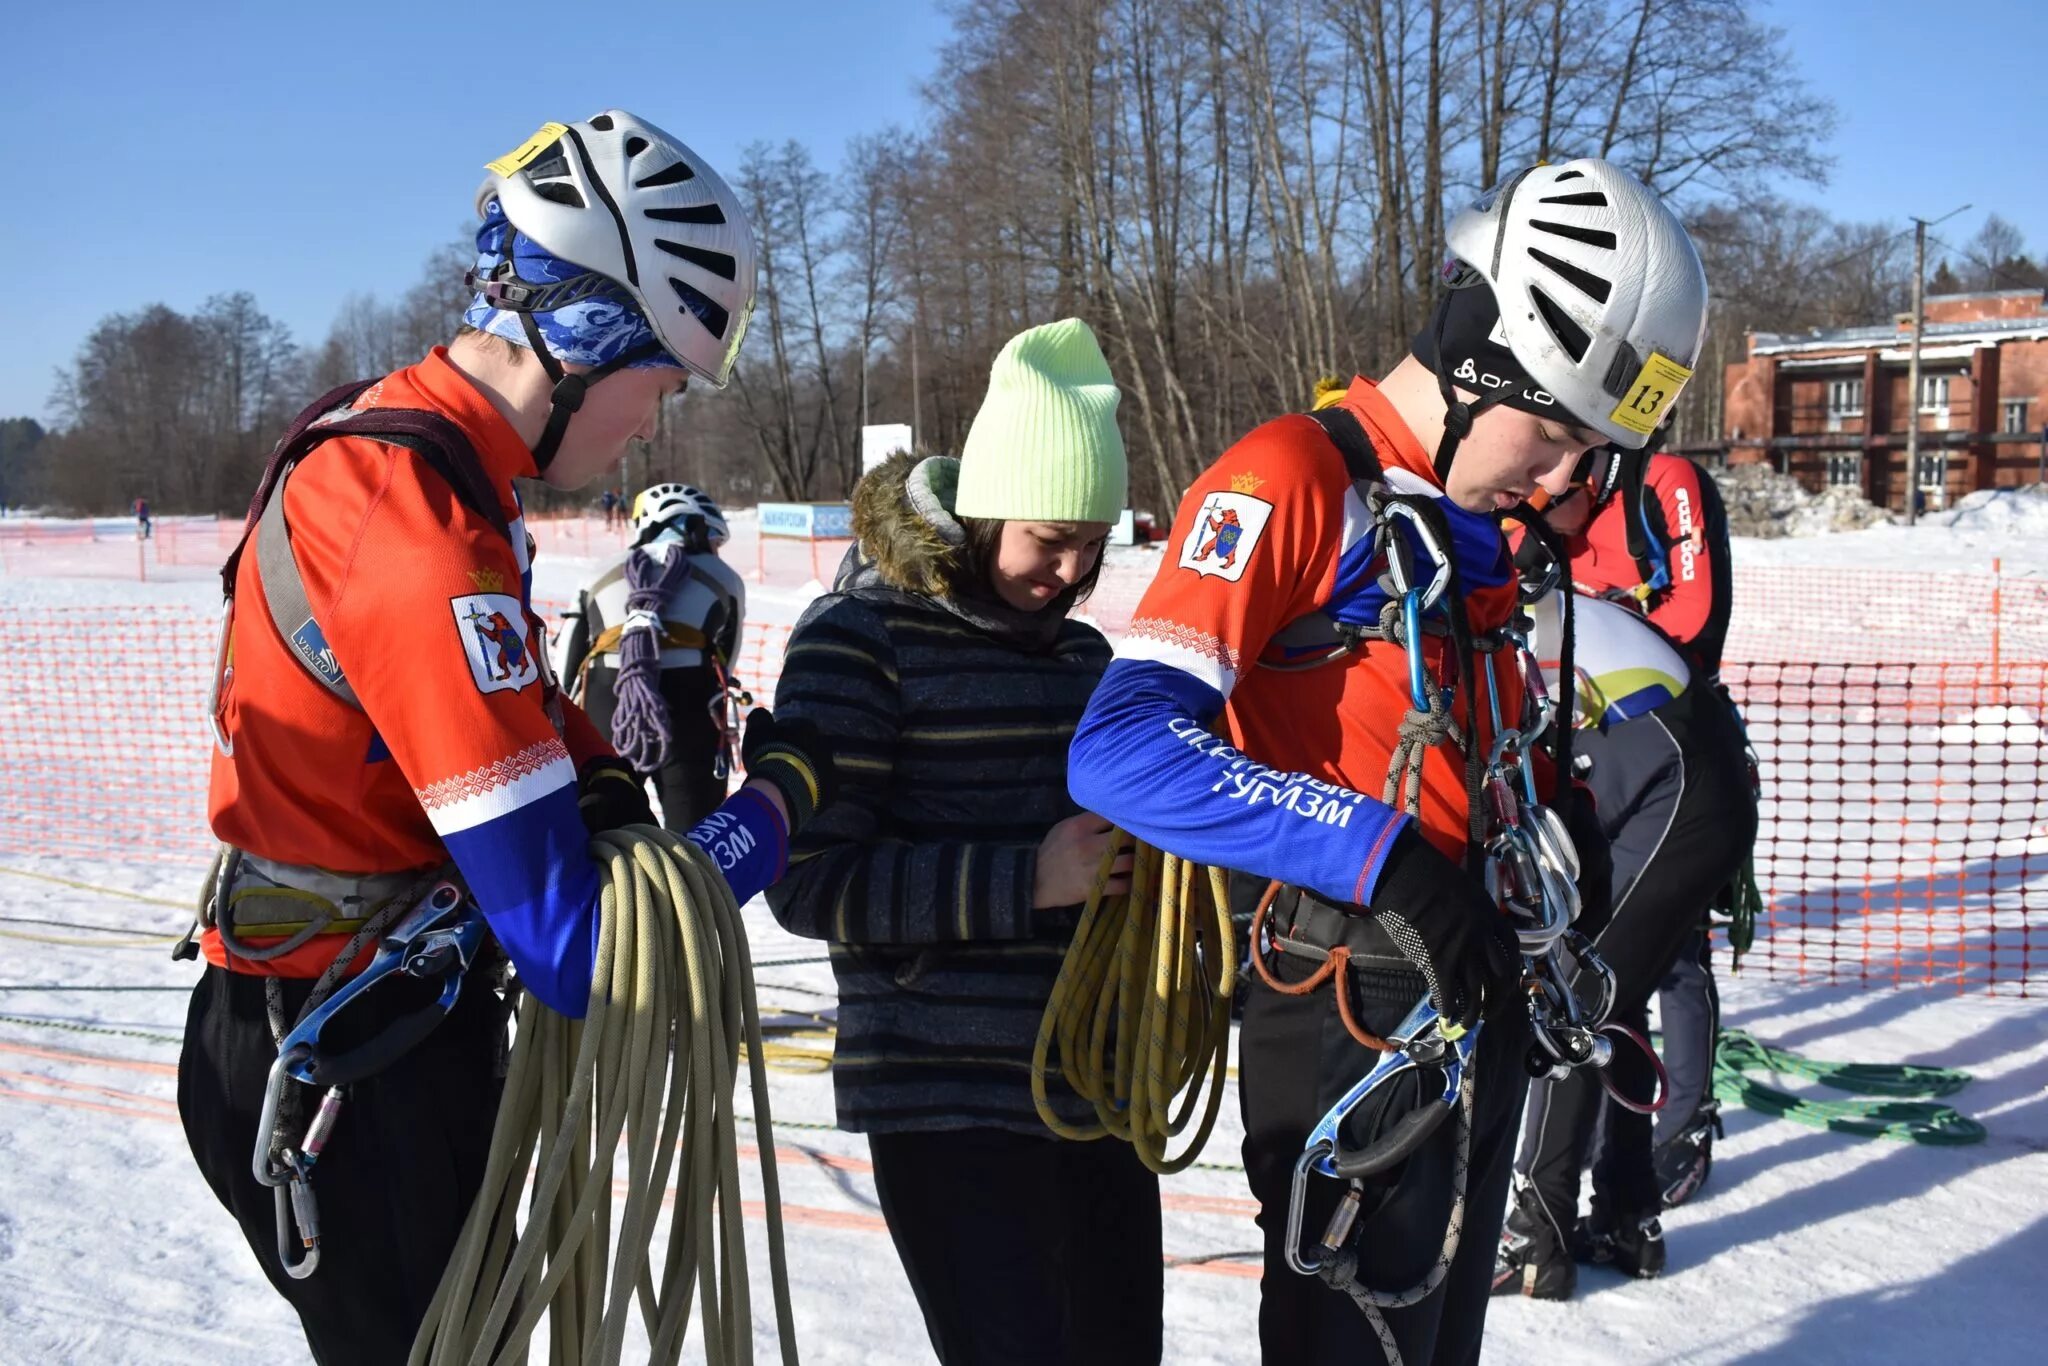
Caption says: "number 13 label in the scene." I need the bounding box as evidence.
[1609,351,1695,436]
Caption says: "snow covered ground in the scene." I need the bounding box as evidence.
[0,866,2041,1365]
[2,506,2045,1364]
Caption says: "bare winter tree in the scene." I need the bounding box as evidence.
[37,1,1856,513]
[46,295,299,513]
[1955,214,2046,293]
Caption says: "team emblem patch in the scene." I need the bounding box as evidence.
[451,592,539,694]
[1179,488,1274,582]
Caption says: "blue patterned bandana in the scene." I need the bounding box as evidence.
[463,200,681,370]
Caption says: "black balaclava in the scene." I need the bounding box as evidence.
[1411,283,1594,484]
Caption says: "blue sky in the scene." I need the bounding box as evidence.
[5,0,2045,421]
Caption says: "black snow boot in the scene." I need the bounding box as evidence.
[1654,1099,1723,1209]
[1492,1179,1577,1300]
[1580,1194,1668,1280]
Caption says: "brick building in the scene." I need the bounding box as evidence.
[1721,288,2048,511]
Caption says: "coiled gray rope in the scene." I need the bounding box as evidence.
[611,546,693,774]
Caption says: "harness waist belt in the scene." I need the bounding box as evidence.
[585,619,710,658]
[1267,884,1414,972]
[203,848,456,964]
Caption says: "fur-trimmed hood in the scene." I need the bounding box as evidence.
[849,452,966,598]
[839,451,1070,650]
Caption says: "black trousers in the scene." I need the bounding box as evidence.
[1241,946,1531,1366]
[178,965,507,1365]
[867,1127,1164,1365]
[1515,686,1754,1221]
[582,661,726,833]
[1655,927,1722,1144]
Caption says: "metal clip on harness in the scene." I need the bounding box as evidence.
[251,882,483,1278]
[1285,996,1477,1276]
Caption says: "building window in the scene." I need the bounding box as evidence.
[1825,453,1862,488]
[1919,374,1951,412]
[1824,378,1864,434]
[2005,399,2033,435]
[1914,451,1948,505]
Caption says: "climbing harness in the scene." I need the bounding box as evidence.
[242,873,488,1279]
[413,825,798,1366]
[1712,1028,1984,1146]
[1032,838,1237,1175]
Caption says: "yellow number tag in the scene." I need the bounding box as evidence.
[1607,350,1695,437]
[485,122,570,178]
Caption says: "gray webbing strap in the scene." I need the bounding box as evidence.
[256,462,364,712]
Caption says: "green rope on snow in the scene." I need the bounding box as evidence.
[1712,1028,1985,1145]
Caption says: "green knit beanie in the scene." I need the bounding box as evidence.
[955,318,1128,524]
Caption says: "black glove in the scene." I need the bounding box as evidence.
[1560,784,1614,941]
[1368,826,1522,1031]
[577,756,656,833]
[740,707,836,836]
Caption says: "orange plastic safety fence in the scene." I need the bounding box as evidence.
[0,604,796,875]
[0,607,217,868]
[3,541,2042,998]
[1723,564,2048,666]
[1725,661,2045,998]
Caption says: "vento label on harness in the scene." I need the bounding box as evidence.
[452,592,540,695]
[1178,484,1274,583]
[289,616,345,688]
[1608,351,1694,436]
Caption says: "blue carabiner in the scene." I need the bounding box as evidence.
[1302,997,1476,1181]
[276,882,484,1087]
[1401,587,1428,710]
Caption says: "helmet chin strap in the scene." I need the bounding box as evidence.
[513,310,662,474]
[1429,297,1518,484]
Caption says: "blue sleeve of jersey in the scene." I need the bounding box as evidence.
[684,785,791,908]
[1068,658,1409,907]
[439,781,601,1020]
[443,784,790,1021]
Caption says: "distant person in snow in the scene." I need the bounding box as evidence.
[559,483,748,832]
[134,496,152,540]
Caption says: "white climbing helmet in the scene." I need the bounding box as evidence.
[477,110,756,388]
[1443,159,1708,449]
[632,483,728,547]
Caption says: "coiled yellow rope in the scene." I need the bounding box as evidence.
[1031,835,1236,1175]
[412,826,798,1366]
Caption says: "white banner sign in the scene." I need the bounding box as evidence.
[861,423,915,474]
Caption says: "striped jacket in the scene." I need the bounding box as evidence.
[766,455,1111,1135]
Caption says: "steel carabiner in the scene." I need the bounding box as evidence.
[1284,998,1476,1275]
[1377,497,1454,613]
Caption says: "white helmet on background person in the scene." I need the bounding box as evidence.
[632,483,728,547]
[477,110,756,389]
[1441,159,1709,452]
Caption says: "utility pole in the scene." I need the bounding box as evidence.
[1905,218,1925,526]
[1903,204,1972,526]
[910,314,922,451]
